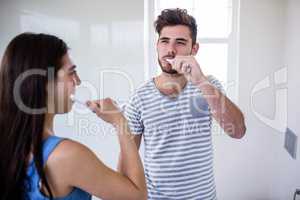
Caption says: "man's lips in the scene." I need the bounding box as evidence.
[163,56,175,59]
[162,56,174,63]
[165,58,174,64]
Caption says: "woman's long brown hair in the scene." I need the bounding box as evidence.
[0,33,68,200]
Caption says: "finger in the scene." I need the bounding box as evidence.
[87,101,100,114]
[111,99,118,107]
[173,59,185,73]
[86,100,91,107]
[182,63,191,74]
[181,63,188,73]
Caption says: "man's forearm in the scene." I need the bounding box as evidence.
[196,79,246,138]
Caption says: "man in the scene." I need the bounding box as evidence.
[122,8,246,200]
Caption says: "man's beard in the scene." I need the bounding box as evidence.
[158,58,178,74]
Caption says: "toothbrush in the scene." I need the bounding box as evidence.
[166,58,174,64]
[70,94,125,112]
[70,94,87,107]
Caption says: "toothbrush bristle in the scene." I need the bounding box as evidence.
[166,58,174,63]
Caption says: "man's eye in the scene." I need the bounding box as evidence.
[177,42,186,45]
[161,40,168,43]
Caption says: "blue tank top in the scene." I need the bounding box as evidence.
[26,135,92,200]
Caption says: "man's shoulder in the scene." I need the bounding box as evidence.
[189,75,223,91]
[131,79,154,97]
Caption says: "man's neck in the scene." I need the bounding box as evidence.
[154,72,187,97]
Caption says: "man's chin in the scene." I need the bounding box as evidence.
[160,65,178,74]
[162,69,178,74]
[158,60,180,75]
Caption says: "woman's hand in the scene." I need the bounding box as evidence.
[87,98,125,126]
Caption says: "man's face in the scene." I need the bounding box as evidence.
[157,25,199,74]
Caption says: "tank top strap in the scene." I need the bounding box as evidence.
[42,135,65,166]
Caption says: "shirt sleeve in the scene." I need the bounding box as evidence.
[123,94,144,135]
[207,75,226,95]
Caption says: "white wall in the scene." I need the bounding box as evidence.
[271,0,300,199]
[213,0,300,199]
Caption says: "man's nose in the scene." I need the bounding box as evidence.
[167,42,177,55]
[73,74,81,86]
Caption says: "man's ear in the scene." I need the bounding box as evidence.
[156,38,160,49]
[191,43,199,56]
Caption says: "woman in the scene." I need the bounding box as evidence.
[0,33,147,200]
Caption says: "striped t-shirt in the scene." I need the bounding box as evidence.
[124,75,224,200]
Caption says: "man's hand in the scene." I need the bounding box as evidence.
[168,56,246,138]
[168,55,207,84]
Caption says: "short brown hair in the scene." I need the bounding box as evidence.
[154,8,198,44]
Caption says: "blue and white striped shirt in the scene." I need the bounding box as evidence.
[124,75,224,200]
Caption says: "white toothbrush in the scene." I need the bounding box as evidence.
[166,58,174,64]
[70,94,87,107]
[70,94,125,112]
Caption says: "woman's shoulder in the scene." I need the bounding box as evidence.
[44,138,98,197]
[47,138,96,167]
[38,137,92,198]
